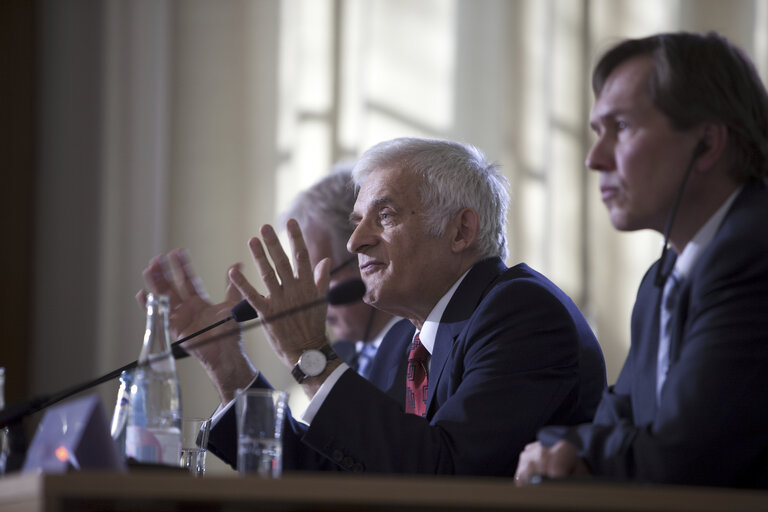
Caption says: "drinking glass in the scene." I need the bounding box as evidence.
[179,417,210,477]
[235,389,288,478]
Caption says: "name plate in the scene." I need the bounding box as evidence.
[23,394,126,473]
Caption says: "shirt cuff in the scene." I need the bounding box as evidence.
[301,363,350,424]
[209,371,261,428]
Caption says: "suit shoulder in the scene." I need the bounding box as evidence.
[695,184,768,279]
[492,263,579,309]
[468,263,594,341]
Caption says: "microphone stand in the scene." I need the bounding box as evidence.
[0,278,365,427]
[0,319,229,428]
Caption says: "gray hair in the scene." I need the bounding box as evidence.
[351,137,509,260]
[282,164,357,265]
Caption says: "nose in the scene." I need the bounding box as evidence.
[585,135,615,172]
[347,218,378,255]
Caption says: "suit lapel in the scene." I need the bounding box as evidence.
[667,279,690,371]
[665,184,760,375]
[632,266,665,422]
[425,258,507,417]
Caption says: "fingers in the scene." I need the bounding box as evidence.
[260,224,294,285]
[314,257,331,297]
[169,248,209,301]
[228,264,267,312]
[141,250,213,316]
[248,236,280,293]
[135,289,148,311]
[142,254,182,306]
[513,440,587,485]
[514,442,545,486]
[224,262,244,304]
[285,219,313,281]
[249,221,318,294]
[547,440,584,479]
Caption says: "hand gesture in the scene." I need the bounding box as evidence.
[227,220,332,369]
[137,249,257,403]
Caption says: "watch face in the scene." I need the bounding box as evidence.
[299,349,326,377]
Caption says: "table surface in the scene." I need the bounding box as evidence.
[1,470,767,512]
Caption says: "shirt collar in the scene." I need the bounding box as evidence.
[416,268,472,355]
[675,186,742,278]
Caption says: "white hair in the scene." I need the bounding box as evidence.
[351,137,509,260]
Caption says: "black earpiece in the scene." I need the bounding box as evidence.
[692,139,708,158]
[654,137,709,288]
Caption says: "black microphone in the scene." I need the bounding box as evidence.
[166,256,359,359]
[173,278,366,359]
[653,139,708,288]
[0,278,365,427]
[231,299,258,322]
[171,277,365,356]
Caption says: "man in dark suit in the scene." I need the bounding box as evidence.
[142,137,606,475]
[515,32,768,488]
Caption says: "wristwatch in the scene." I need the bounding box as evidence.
[291,346,338,384]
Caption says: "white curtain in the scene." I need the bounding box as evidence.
[32,0,767,474]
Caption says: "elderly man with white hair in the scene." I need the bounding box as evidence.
[140,137,606,475]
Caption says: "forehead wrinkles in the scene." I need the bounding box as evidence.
[358,169,418,208]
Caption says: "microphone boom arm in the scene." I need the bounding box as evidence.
[0,278,364,427]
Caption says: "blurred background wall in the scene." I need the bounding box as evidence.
[2,0,766,473]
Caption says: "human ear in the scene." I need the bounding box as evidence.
[450,208,479,253]
[693,123,728,172]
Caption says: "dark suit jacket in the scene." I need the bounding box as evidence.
[331,340,357,368]
[540,182,768,488]
[209,257,606,475]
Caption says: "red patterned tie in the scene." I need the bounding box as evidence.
[405,333,429,417]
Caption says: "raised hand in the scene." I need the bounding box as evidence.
[228,220,332,370]
[137,248,257,403]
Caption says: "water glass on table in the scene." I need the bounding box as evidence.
[235,389,288,478]
[180,417,210,477]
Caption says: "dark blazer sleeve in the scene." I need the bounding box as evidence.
[300,262,604,475]
[541,184,768,488]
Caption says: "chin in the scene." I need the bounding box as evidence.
[608,211,634,232]
[363,289,378,307]
[610,220,631,231]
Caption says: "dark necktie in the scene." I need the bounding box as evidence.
[405,333,429,417]
[657,269,683,403]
